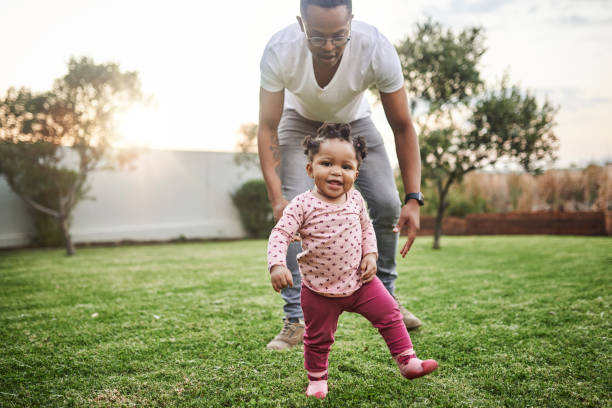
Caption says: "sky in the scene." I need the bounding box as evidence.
[1,0,611,169]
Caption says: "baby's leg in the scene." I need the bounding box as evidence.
[351,277,412,353]
[301,286,343,398]
[352,277,438,379]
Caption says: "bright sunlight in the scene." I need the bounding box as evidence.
[116,105,169,149]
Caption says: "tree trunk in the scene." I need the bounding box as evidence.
[433,179,451,249]
[59,217,76,256]
[433,197,445,250]
[433,173,456,250]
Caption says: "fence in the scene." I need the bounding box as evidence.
[0,150,259,248]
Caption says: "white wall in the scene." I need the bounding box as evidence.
[0,150,261,248]
[0,177,34,247]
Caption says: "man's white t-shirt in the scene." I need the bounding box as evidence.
[260,20,404,123]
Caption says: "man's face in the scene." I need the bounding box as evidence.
[298,5,352,68]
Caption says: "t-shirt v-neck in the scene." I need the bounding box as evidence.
[310,44,349,91]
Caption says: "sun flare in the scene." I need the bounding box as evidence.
[116,105,170,149]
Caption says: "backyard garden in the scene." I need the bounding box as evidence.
[0,236,609,407]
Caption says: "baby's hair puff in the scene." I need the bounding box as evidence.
[302,122,368,166]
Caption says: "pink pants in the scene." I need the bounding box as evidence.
[301,276,413,374]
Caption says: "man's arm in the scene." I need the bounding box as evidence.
[257,87,287,221]
[380,88,422,257]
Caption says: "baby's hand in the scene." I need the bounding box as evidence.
[270,265,293,292]
[360,253,378,283]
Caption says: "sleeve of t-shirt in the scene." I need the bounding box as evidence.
[372,32,404,94]
[357,193,378,257]
[260,44,285,92]
[267,199,304,270]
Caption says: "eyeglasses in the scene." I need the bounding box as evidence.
[306,35,351,47]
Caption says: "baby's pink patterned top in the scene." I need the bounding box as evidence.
[267,189,378,297]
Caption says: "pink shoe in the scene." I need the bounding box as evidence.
[396,353,438,380]
[306,380,328,399]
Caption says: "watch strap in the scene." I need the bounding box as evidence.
[404,192,424,206]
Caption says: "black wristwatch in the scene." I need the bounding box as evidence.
[404,192,424,206]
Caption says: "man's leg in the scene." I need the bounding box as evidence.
[266,110,319,350]
[351,116,422,329]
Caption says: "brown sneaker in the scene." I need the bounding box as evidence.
[266,318,304,350]
[398,304,423,330]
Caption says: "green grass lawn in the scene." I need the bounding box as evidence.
[0,236,610,407]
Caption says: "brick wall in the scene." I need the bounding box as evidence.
[417,216,466,236]
[410,211,611,236]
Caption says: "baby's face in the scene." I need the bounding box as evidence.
[306,138,359,203]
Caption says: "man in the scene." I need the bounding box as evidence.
[258,0,425,350]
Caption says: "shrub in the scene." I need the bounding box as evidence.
[31,212,64,247]
[232,179,275,238]
[29,184,65,247]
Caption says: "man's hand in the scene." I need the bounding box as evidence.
[393,200,420,258]
[270,265,293,292]
[380,88,421,258]
[272,198,301,241]
[272,199,289,222]
[360,253,378,283]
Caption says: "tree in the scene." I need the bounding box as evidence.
[233,122,259,170]
[0,57,143,255]
[396,20,558,248]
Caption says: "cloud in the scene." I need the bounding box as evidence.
[449,0,514,13]
[533,0,612,26]
[535,87,612,112]
[546,15,612,26]
[443,0,612,29]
